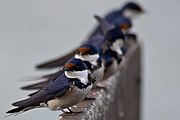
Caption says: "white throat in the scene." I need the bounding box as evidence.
[65,70,89,85]
[75,54,99,66]
[123,9,139,19]
[110,39,124,55]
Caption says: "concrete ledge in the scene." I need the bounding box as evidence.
[60,42,141,120]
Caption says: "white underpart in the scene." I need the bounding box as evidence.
[65,70,89,85]
[47,83,92,110]
[75,54,99,66]
[123,9,139,19]
[93,62,105,85]
[110,39,124,55]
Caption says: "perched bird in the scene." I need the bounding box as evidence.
[7,2,145,117]
[74,44,105,87]
[90,1,144,36]
[105,1,144,22]
[21,16,128,91]
[100,26,126,79]
[7,58,94,115]
[21,44,105,90]
[35,14,132,70]
[35,2,144,70]
[86,15,127,79]
[94,15,137,48]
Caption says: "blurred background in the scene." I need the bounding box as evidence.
[0,0,180,120]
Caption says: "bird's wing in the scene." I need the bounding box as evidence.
[21,70,64,90]
[21,81,49,90]
[40,73,70,98]
[104,10,122,23]
[12,73,71,107]
[94,15,115,36]
[35,15,117,70]
[36,49,77,69]
[86,34,105,51]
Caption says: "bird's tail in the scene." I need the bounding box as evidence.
[94,15,114,35]
[6,107,25,114]
[5,105,43,118]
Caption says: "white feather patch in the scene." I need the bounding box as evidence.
[65,70,89,85]
[123,9,139,19]
[75,54,99,66]
[110,39,124,55]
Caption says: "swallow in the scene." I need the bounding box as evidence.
[90,1,144,37]
[86,15,127,79]
[95,15,138,49]
[21,15,129,90]
[35,14,132,70]
[21,44,105,90]
[105,1,144,23]
[35,2,144,70]
[6,57,94,116]
[74,44,105,87]
[99,25,126,79]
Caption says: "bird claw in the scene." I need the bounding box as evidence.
[60,108,83,116]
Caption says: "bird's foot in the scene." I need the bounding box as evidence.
[60,108,83,116]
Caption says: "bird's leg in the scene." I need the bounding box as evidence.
[61,109,71,114]
[59,109,71,117]
[60,108,83,116]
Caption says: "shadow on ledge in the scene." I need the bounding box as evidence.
[60,42,141,120]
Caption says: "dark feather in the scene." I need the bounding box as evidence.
[35,10,123,70]
[12,74,70,107]
[86,34,105,52]
[35,4,129,70]
[21,81,49,90]
[28,91,39,96]
[6,107,24,113]
[94,15,114,35]
[21,70,64,90]
[36,50,76,69]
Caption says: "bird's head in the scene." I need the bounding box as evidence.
[122,2,144,19]
[64,58,87,72]
[103,27,125,56]
[64,58,91,85]
[115,17,132,31]
[75,44,99,66]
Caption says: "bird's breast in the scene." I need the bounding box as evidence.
[47,84,92,110]
[103,59,118,80]
[92,63,105,85]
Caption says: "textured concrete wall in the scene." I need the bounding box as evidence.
[60,42,141,120]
